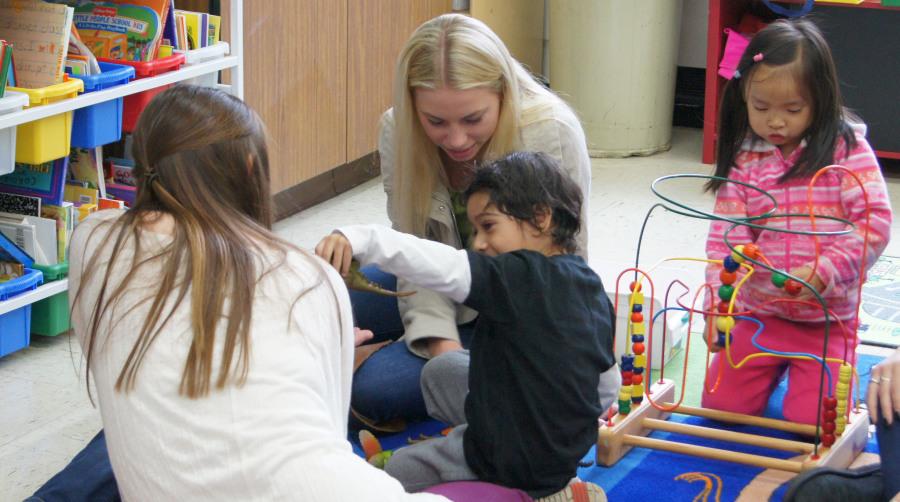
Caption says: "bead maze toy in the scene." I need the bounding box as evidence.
[597,168,875,474]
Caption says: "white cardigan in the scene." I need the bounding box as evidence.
[70,210,446,502]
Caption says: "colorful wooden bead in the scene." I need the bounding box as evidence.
[631,312,644,323]
[771,272,788,288]
[622,371,633,380]
[743,243,759,260]
[631,335,645,343]
[632,367,644,375]
[717,301,730,314]
[823,410,837,421]
[631,292,645,305]
[822,421,836,433]
[731,245,746,264]
[718,285,735,301]
[823,397,837,410]
[723,255,739,272]
[634,355,646,367]
[631,322,645,335]
[716,333,727,346]
[719,269,737,285]
[715,315,735,333]
[632,304,643,313]
[629,281,642,292]
[821,433,835,447]
[632,374,643,385]
[784,279,802,296]
[632,342,645,355]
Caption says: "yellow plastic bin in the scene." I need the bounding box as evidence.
[10,78,84,165]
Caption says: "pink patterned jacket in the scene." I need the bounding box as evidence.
[705,127,893,322]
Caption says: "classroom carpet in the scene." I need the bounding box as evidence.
[350,353,884,502]
[860,255,900,348]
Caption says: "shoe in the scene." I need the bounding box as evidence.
[358,430,393,469]
[536,481,607,502]
[783,464,883,502]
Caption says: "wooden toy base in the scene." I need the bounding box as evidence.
[597,379,870,473]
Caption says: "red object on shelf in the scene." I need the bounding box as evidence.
[98,53,186,133]
[702,0,900,165]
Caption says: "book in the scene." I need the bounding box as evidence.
[206,15,220,46]
[66,23,100,76]
[98,197,124,210]
[0,192,40,216]
[0,219,44,265]
[41,202,73,263]
[175,10,201,50]
[105,182,136,207]
[73,0,172,62]
[0,0,74,88]
[68,147,106,198]
[0,212,58,265]
[64,182,99,206]
[0,40,11,97]
[108,156,135,186]
[0,159,69,206]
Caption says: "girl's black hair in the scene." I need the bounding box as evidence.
[707,18,858,192]
[465,151,582,254]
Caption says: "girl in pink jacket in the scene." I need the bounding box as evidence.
[701,19,892,426]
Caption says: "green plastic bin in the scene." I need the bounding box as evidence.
[31,262,70,336]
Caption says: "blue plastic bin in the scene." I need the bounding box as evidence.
[0,268,44,358]
[0,229,44,358]
[67,62,135,148]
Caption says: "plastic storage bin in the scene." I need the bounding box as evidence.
[68,62,136,148]
[0,91,29,175]
[9,78,84,165]
[99,53,185,133]
[175,41,230,87]
[31,261,70,337]
[0,232,44,358]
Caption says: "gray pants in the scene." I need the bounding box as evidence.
[385,351,621,492]
[385,350,477,491]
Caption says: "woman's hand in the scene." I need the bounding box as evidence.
[354,327,374,347]
[866,348,900,425]
[315,232,354,276]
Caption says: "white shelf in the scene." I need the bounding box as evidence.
[0,279,68,317]
[0,55,241,130]
[0,0,243,329]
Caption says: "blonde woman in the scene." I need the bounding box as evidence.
[350,13,619,430]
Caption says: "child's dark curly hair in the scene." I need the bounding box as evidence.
[465,151,582,254]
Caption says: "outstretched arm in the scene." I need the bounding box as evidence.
[316,225,472,304]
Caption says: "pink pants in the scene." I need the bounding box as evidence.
[700,314,857,426]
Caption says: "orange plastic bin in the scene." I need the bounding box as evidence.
[99,53,185,133]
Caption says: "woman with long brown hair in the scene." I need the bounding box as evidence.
[34,85,447,501]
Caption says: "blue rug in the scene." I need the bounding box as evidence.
[350,353,884,501]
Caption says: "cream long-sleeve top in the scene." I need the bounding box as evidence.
[69,210,447,502]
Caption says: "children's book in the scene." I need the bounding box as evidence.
[105,182,136,207]
[0,219,46,265]
[107,156,135,186]
[0,212,57,266]
[175,10,201,50]
[73,0,172,62]
[69,147,106,197]
[0,192,40,216]
[0,0,74,88]
[41,202,73,263]
[98,197,124,210]
[0,159,69,206]
[64,182,99,206]
[206,15,220,46]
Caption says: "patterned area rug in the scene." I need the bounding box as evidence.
[860,255,900,348]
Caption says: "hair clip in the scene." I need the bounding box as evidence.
[753,53,764,63]
[732,69,742,80]
[145,169,160,185]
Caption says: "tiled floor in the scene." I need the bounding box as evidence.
[2,127,899,499]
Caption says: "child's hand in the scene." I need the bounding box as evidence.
[703,315,723,353]
[315,232,354,276]
[788,266,826,298]
[354,327,374,347]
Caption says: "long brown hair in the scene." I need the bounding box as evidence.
[76,85,283,398]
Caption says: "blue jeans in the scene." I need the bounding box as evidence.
[348,266,474,427]
[26,430,119,502]
[880,412,900,500]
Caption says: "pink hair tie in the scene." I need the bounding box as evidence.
[753,53,764,62]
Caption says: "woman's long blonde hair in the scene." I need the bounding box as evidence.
[75,86,306,399]
[389,13,565,236]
